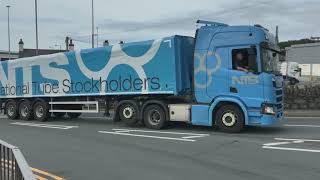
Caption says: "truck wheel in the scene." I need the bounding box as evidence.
[67,113,81,119]
[6,100,18,120]
[19,100,33,121]
[215,105,244,133]
[54,112,66,118]
[143,104,167,129]
[33,101,50,122]
[118,102,139,126]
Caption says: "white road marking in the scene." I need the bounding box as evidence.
[112,128,209,136]
[284,124,320,128]
[181,135,209,139]
[275,138,320,142]
[262,146,320,153]
[263,141,293,146]
[98,128,210,142]
[99,131,195,142]
[286,117,320,119]
[263,138,320,153]
[11,122,78,130]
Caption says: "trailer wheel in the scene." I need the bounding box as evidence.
[118,102,139,126]
[54,112,66,118]
[67,113,81,119]
[143,104,167,129]
[33,101,50,122]
[6,100,18,120]
[19,100,33,121]
[215,104,244,133]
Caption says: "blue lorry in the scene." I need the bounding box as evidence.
[0,20,283,132]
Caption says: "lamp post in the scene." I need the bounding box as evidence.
[35,0,39,55]
[96,27,99,47]
[91,0,94,48]
[6,5,11,60]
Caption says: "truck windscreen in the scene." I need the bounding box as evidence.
[261,48,280,74]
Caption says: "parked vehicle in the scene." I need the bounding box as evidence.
[0,20,284,132]
[280,62,301,85]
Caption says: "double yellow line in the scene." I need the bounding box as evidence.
[1,159,64,180]
[31,167,64,180]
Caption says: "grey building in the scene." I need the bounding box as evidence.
[286,42,320,64]
[0,50,19,61]
[18,39,66,58]
[286,42,320,77]
[0,38,75,61]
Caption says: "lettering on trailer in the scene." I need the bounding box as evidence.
[0,39,170,97]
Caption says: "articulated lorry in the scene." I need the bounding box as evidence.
[0,20,283,132]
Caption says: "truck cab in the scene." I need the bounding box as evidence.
[191,20,284,132]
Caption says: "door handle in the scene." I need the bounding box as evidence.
[230,87,238,93]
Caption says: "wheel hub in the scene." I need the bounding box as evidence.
[7,105,14,116]
[36,106,44,117]
[148,110,161,125]
[123,106,134,119]
[20,105,28,117]
[222,112,237,127]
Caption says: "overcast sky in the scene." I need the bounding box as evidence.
[0,0,319,51]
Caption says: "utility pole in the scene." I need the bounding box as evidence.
[35,0,39,55]
[96,27,99,47]
[6,5,11,60]
[275,25,279,44]
[91,0,94,48]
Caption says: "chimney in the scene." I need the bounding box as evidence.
[65,36,70,51]
[18,39,24,52]
[69,39,74,51]
[103,40,109,46]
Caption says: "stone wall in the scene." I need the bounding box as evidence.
[284,83,320,109]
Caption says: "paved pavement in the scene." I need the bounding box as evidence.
[285,110,320,117]
[0,114,320,180]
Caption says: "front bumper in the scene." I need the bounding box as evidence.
[247,111,285,126]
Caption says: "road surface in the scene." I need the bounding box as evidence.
[0,114,319,180]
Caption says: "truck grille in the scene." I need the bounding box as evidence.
[275,88,284,117]
[276,89,283,96]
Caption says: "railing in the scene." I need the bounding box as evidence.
[0,139,35,180]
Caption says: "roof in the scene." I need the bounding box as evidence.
[0,50,19,55]
[286,42,320,49]
[286,42,320,64]
[19,48,66,58]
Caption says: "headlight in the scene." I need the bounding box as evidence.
[262,104,276,115]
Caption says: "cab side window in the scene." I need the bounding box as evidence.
[232,47,257,72]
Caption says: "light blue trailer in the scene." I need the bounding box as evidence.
[0,20,284,132]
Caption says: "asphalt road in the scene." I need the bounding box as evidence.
[0,114,320,180]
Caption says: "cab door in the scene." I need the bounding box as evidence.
[205,47,230,99]
[227,45,264,108]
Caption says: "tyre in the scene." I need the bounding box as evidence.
[215,104,244,133]
[6,100,18,120]
[53,112,66,118]
[19,100,33,121]
[67,112,81,119]
[118,102,139,126]
[143,104,167,129]
[33,101,50,122]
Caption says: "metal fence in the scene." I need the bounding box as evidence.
[0,139,35,180]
